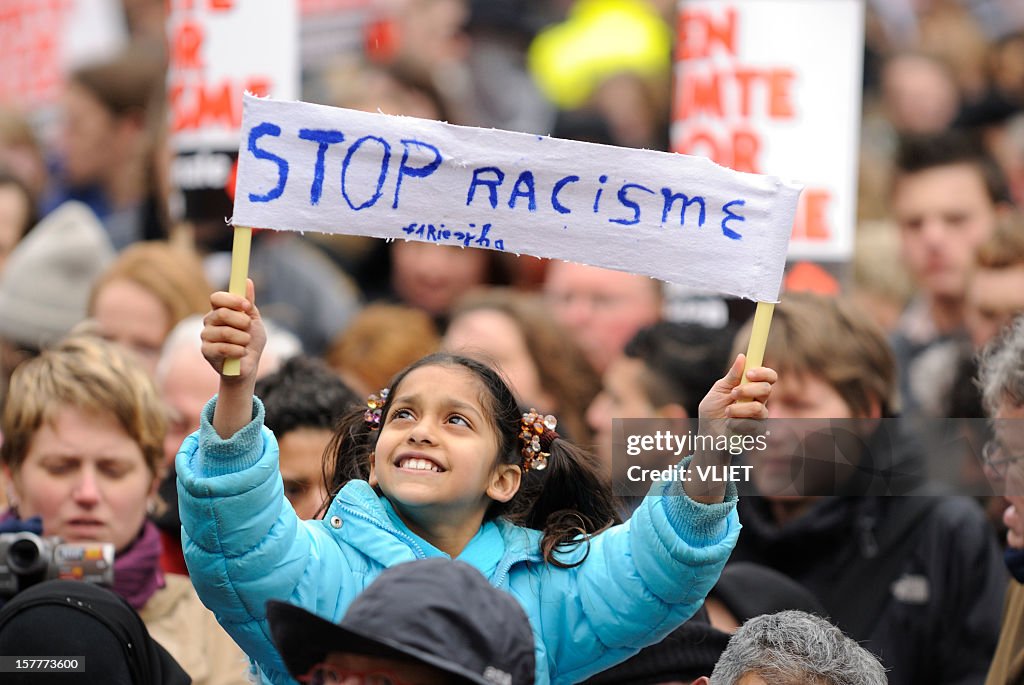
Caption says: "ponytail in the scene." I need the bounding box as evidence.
[503,438,621,568]
[316,405,377,517]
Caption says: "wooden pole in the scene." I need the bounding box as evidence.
[221,226,253,377]
[741,301,775,387]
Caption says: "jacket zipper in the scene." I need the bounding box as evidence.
[338,503,428,559]
[493,535,538,587]
[494,558,518,588]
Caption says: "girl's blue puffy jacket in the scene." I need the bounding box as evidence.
[176,398,740,685]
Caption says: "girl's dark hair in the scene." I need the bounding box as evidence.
[322,352,620,566]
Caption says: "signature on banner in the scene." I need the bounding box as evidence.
[399,222,506,251]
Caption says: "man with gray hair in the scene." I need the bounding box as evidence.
[698,610,887,685]
[980,315,1024,685]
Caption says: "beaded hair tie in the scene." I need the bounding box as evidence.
[520,409,558,471]
[364,388,389,430]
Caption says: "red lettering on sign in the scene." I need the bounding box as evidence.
[169,76,274,132]
[791,189,832,241]
[730,129,760,174]
[676,67,798,122]
[171,19,205,70]
[677,7,737,60]
[676,71,723,118]
[167,0,234,10]
[768,68,796,119]
[672,126,762,174]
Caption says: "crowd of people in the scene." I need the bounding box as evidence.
[1,0,1024,683]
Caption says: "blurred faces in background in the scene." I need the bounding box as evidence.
[543,261,661,374]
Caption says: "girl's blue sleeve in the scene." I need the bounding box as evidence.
[539,459,739,685]
[175,396,347,684]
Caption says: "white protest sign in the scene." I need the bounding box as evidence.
[673,0,863,262]
[167,0,298,218]
[233,94,802,302]
[167,0,298,152]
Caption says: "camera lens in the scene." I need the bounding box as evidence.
[8,537,42,573]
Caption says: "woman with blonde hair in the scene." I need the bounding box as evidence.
[0,335,249,684]
[88,241,211,375]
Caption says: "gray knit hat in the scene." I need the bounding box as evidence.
[0,201,114,350]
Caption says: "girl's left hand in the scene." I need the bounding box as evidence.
[698,354,777,420]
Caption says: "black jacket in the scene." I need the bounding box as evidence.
[731,424,1006,685]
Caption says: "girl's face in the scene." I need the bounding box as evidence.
[8,407,156,552]
[371,365,518,519]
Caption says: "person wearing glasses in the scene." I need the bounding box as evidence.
[981,316,1024,685]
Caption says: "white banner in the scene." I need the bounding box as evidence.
[673,0,863,261]
[233,95,802,302]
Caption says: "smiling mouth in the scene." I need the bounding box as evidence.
[396,456,445,473]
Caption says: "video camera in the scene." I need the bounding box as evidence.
[0,532,114,600]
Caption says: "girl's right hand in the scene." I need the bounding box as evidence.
[698,354,776,421]
[201,279,267,381]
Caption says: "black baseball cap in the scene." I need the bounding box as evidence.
[267,558,536,684]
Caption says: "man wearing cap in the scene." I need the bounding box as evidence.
[267,558,535,685]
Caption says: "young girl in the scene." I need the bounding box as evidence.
[178,282,776,685]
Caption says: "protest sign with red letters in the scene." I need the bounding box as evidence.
[672,0,863,262]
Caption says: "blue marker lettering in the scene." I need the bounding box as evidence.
[247,122,288,203]
[298,128,344,205]
[508,172,537,211]
[593,174,609,213]
[341,135,391,211]
[475,223,492,247]
[551,175,579,214]
[393,139,442,209]
[721,199,745,240]
[661,189,707,227]
[466,167,505,208]
[609,183,655,226]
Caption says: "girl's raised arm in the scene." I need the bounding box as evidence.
[686,353,776,504]
[201,278,267,439]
